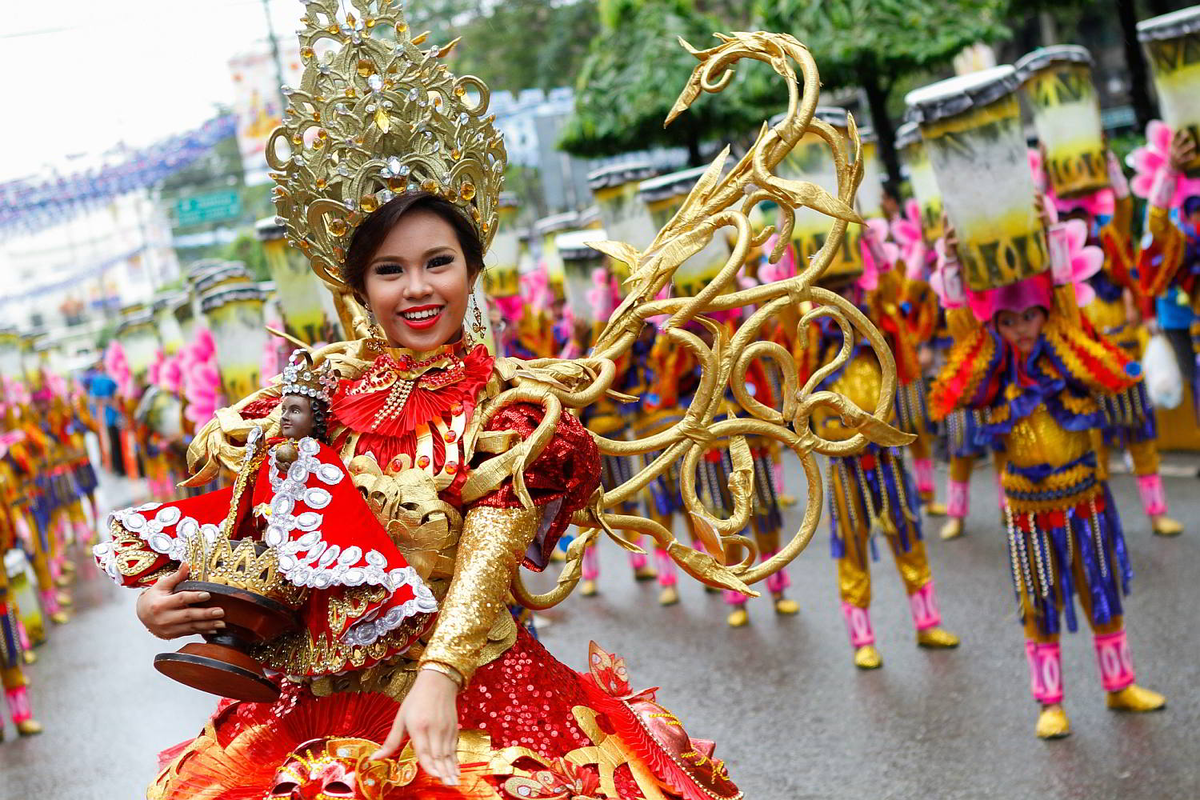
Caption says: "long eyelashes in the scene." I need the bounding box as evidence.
[372,254,453,275]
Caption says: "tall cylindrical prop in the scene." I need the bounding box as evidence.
[255,218,342,345]
[558,230,609,327]
[774,107,864,279]
[483,194,521,302]
[907,67,1047,291]
[186,261,251,340]
[200,283,269,403]
[1139,7,1200,176]
[1015,46,1108,197]
[639,167,733,294]
[534,212,578,301]
[897,121,944,244]
[857,128,886,220]
[154,294,188,357]
[116,310,163,386]
[589,162,657,284]
[0,329,22,383]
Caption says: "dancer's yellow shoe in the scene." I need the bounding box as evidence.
[939,517,964,540]
[854,645,882,670]
[779,493,797,508]
[774,597,799,615]
[49,610,69,625]
[1106,684,1166,712]
[17,719,43,737]
[726,607,749,628]
[1036,705,1071,739]
[659,586,679,606]
[1151,516,1183,537]
[925,501,948,517]
[916,627,960,649]
[580,580,598,597]
[633,565,658,582]
[22,650,37,666]
[56,591,73,608]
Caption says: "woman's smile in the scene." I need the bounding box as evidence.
[399,303,445,329]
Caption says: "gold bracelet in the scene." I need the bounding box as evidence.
[420,661,464,691]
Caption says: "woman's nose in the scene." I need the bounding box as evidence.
[401,267,432,298]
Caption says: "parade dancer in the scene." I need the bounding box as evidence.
[0,442,41,740]
[931,214,1166,738]
[804,266,960,668]
[1065,155,1182,536]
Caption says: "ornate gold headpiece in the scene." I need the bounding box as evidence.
[281,349,336,404]
[267,0,507,294]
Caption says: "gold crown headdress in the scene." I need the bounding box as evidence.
[267,0,506,311]
[281,349,336,404]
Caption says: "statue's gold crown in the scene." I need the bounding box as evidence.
[281,349,336,404]
[267,0,507,291]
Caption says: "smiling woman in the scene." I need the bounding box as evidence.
[343,193,484,354]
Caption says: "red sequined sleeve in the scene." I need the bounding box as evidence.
[470,402,601,571]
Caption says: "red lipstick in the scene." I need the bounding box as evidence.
[399,304,444,330]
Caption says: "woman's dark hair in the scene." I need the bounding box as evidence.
[342,191,485,299]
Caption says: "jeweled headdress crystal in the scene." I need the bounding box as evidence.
[281,349,336,403]
[267,0,507,295]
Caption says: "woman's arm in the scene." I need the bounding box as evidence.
[373,402,599,781]
[419,505,541,683]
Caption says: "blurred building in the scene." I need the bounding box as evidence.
[0,189,179,333]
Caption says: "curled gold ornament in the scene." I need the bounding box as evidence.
[512,31,911,602]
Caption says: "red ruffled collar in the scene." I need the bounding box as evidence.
[331,342,494,439]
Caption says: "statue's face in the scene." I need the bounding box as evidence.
[280,395,315,440]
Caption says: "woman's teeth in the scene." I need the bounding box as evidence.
[402,307,442,320]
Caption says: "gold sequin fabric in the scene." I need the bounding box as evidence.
[420,505,539,683]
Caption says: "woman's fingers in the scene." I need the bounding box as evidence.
[371,711,408,761]
[161,619,225,638]
[410,727,442,781]
[175,605,223,623]
[157,562,191,591]
[171,590,214,608]
[442,726,460,783]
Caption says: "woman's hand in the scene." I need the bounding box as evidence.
[1168,129,1196,174]
[942,214,959,263]
[372,668,461,786]
[135,563,224,640]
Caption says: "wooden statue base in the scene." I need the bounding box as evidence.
[155,640,280,703]
[153,580,300,702]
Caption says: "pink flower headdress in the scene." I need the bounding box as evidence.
[1128,120,1200,209]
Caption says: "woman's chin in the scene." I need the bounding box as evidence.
[388,321,461,351]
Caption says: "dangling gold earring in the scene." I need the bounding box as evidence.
[467,289,486,346]
[365,307,387,352]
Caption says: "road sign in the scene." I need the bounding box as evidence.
[175,190,242,227]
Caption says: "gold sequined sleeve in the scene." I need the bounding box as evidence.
[419,505,541,684]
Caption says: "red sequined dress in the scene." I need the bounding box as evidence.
[104,339,740,800]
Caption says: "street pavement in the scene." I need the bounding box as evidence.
[2,455,1198,799]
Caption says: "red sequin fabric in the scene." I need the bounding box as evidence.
[473,403,601,570]
[458,626,594,755]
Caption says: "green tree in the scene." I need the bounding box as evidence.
[755,0,1010,191]
[451,0,600,93]
[221,230,270,282]
[559,0,763,165]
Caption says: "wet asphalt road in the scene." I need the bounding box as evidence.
[3,455,1198,800]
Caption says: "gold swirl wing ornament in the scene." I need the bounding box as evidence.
[508,31,914,610]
